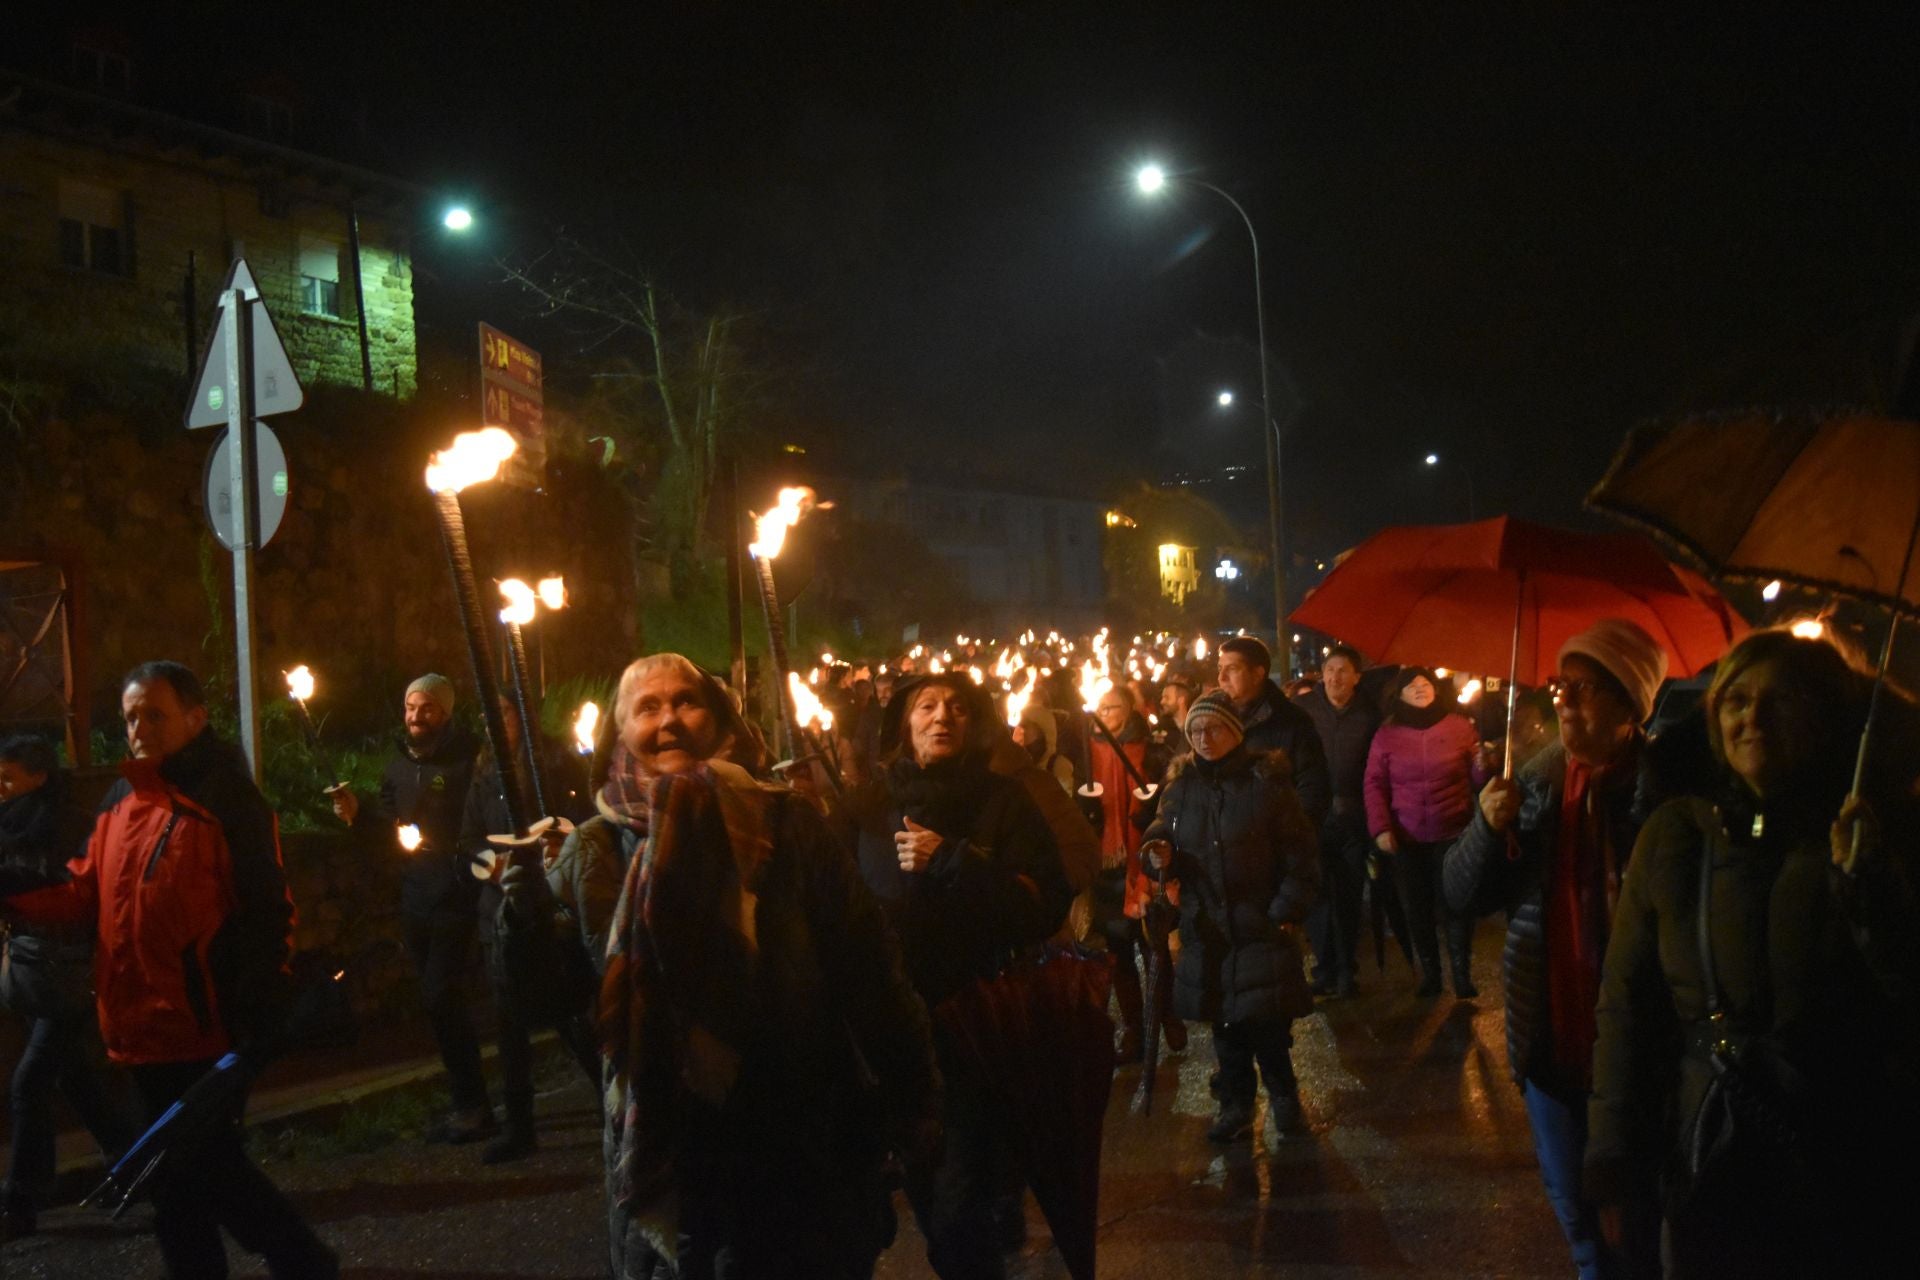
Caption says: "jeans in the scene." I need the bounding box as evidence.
[1522,1077,1657,1279]
[130,1059,334,1279]
[6,1014,134,1203]
[1307,810,1370,984]
[403,911,487,1112]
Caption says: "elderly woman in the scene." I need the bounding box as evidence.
[844,673,1074,1280]
[505,654,938,1280]
[1584,631,1920,1277]
[1144,691,1320,1144]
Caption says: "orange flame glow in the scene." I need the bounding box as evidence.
[397,824,423,852]
[285,665,316,702]
[787,672,835,733]
[425,427,517,493]
[536,576,568,610]
[498,578,537,626]
[748,486,818,559]
[1005,670,1037,727]
[573,702,600,756]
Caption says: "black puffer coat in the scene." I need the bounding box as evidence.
[1143,746,1320,1025]
[1443,739,1649,1090]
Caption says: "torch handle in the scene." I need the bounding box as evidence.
[504,621,551,820]
[799,725,848,800]
[1087,712,1156,791]
[433,491,532,838]
[752,555,807,759]
[292,700,341,788]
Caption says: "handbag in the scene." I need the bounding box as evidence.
[1667,838,1809,1223]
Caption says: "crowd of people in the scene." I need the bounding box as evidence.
[0,614,1915,1278]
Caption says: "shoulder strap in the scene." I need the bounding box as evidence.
[1697,817,1722,1018]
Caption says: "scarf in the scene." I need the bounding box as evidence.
[1545,751,1630,1088]
[1389,700,1451,731]
[884,750,993,837]
[597,759,778,1262]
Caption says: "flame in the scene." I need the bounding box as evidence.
[1761,579,1782,602]
[1456,678,1484,704]
[967,666,986,685]
[1789,617,1826,640]
[498,578,537,625]
[992,647,1018,679]
[748,486,817,559]
[425,427,517,493]
[820,651,834,666]
[1005,670,1037,726]
[788,672,834,733]
[397,824,423,852]
[536,576,568,610]
[285,665,315,702]
[1194,636,1208,661]
[573,701,600,755]
[1078,656,1113,714]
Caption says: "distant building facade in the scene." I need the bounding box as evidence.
[0,56,420,397]
[831,473,1106,631]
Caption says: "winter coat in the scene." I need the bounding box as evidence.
[356,724,480,920]
[1142,747,1320,1025]
[1364,713,1483,844]
[0,773,96,1020]
[1014,703,1075,795]
[845,751,1074,1009]
[1583,793,1920,1240]
[1292,684,1379,818]
[988,733,1100,898]
[5,731,295,1064]
[1233,681,1332,826]
[1443,740,1649,1088]
[459,735,592,944]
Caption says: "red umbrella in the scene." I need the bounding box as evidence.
[1291,516,1748,771]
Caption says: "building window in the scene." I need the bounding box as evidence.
[57,180,125,275]
[299,237,342,318]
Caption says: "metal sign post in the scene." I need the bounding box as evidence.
[222,282,264,782]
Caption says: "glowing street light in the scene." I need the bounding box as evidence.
[1217,389,1235,407]
[1135,158,1287,652]
[1422,450,1478,521]
[443,206,474,232]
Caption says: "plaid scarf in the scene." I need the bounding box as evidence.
[597,759,778,1262]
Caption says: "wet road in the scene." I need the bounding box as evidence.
[4,923,1569,1278]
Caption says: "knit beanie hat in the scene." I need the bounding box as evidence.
[1558,619,1668,722]
[405,673,457,719]
[1184,689,1245,741]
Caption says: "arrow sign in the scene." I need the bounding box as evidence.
[184,259,304,429]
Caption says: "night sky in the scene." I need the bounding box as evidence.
[27,3,1920,558]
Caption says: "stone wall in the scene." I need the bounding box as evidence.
[0,121,416,399]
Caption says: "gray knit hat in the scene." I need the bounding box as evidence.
[1184,689,1245,741]
[405,673,456,718]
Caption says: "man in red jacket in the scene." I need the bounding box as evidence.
[4,661,334,1279]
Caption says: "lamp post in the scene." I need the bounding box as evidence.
[1138,163,1287,660]
[1422,451,1479,521]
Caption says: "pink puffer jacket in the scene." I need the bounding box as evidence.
[1363,715,1484,844]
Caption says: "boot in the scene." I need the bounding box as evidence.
[1414,960,1443,998]
[1447,925,1478,999]
[1206,1102,1254,1144]
[1268,1088,1304,1134]
[427,1104,496,1145]
[1112,953,1145,1063]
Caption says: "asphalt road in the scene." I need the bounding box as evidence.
[3,923,1569,1278]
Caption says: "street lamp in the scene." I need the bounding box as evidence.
[1136,161,1287,657]
[442,205,475,232]
[1216,389,1234,407]
[1422,451,1479,521]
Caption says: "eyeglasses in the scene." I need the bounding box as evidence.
[1553,678,1608,706]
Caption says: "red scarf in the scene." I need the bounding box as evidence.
[1544,754,1626,1088]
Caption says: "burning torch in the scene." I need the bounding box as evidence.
[284,665,342,789]
[1078,646,1159,804]
[497,576,569,821]
[786,672,846,799]
[425,428,532,843]
[748,486,819,761]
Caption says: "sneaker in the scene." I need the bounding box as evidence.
[427,1107,497,1145]
[481,1128,537,1165]
[1206,1104,1254,1144]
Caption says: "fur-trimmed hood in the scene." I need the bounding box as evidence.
[1163,745,1294,787]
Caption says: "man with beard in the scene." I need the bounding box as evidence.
[329,673,488,1143]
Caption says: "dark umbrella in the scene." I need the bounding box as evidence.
[934,944,1115,1280]
[1589,410,1920,857]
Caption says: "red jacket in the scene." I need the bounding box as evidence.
[7,732,296,1065]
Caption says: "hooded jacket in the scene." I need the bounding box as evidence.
[5,730,295,1064]
[1015,702,1075,794]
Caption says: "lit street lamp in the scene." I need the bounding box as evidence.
[1137,161,1288,658]
[442,205,475,232]
[1422,451,1479,521]
[1216,389,1234,407]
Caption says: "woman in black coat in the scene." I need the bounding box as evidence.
[1143,692,1320,1145]
[0,735,132,1240]
[844,673,1075,1280]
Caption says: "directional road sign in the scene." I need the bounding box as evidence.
[203,422,289,551]
[479,322,545,488]
[185,259,305,429]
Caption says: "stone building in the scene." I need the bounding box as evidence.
[0,61,420,397]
